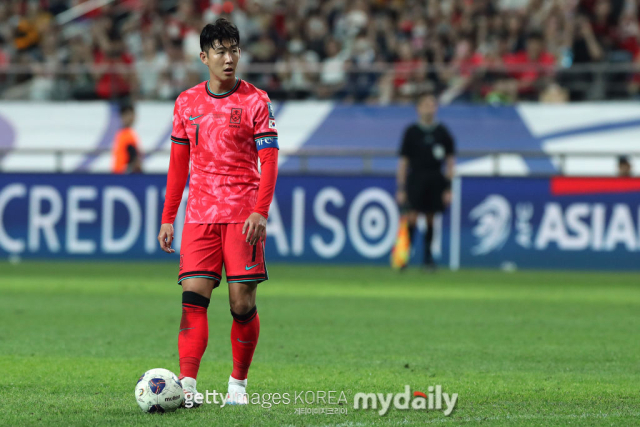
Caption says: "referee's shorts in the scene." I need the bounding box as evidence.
[406,172,449,213]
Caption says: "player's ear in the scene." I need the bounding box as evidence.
[200,51,208,66]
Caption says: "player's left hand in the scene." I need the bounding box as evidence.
[243,212,267,245]
[442,190,452,207]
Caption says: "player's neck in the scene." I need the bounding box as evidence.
[208,76,237,95]
[419,117,435,127]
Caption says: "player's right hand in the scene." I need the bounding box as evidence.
[396,190,407,206]
[158,223,175,253]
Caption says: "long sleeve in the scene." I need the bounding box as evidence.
[252,92,279,219]
[161,96,191,224]
[253,147,278,219]
[161,142,190,224]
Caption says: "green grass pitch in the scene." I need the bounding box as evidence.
[1,262,639,426]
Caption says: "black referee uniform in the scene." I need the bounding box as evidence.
[399,122,455,214]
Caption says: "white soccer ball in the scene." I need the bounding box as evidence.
[135,368,185,413]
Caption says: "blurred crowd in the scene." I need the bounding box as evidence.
[1,0,640,103]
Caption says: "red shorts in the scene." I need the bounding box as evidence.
[178,223,268,287]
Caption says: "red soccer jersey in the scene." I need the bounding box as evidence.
[162,79,279,224]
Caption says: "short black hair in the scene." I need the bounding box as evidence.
[619,156,631,166]
[200,18,240,52]
[119,103,134,116]
[416,92,437,104]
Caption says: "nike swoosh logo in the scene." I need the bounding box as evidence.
[179,328,194,333]
[189,115,203,120]
[237,338,253,344]
[245,264,259,271]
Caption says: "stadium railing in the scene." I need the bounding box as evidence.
[0,147,636,176]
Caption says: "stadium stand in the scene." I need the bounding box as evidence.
[1,0,639,102]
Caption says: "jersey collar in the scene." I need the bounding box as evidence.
[206,78,241,98]
[417,120,439,132]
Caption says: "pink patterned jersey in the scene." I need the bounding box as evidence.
[165,79,279,224]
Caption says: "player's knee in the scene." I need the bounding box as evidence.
[426,214,435,227]
[229,299,253,316]
[181,277,216,298]
[230,304,257,322]
[407,212,418,227]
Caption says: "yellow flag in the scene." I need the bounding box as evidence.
[390,216,410,269]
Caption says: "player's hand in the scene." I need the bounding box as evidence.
[158,223,175,253]
[243,212,267,245]
[442,190,452,207]
[396,190,407,206]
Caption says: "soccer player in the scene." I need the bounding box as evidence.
[111,104,142,174]
[157,19,279,406]
[396,93,455,270]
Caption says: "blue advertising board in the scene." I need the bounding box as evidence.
[456,177,640,270]
[1,174,638,270]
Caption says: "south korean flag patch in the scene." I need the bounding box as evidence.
[267,102,277,129]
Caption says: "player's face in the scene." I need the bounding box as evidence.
[201,40,240,82]
[121,110,135,128]
[417,96,437,120]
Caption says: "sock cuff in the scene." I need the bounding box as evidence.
[182,291,210,309]
[231,306,257,323]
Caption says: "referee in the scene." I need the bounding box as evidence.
[396,93,456,270]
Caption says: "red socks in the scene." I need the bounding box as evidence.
[230,306,260,380]
[178,293,260,382]
[178,291,210,379]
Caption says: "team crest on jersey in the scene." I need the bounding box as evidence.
[230,108,242,124]
[267,102,275,119]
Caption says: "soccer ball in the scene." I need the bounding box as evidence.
[135,368,185,413]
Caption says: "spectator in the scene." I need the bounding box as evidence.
[94,36,135,100]
[440,36,484,103]
[346,33,377,102]
[112,103,142,174]
[275,35,318,99]
[317,38,347,99]
[66,35,95,100]
[564,14,603,101]
[135,36,168,99]
[618,156,632,177]
[393,41,422,98]
[503,32,556,100]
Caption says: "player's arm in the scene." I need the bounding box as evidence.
[125,133,142,173]
[396,127,411,206]
[244,147,278,245]
[442,126,456,207]
[243,96,279,245]
[126,144,142,173]
[445,155,455,181]
[396,156,409,205]
[443,126,456,182]
[158,100,190,253]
